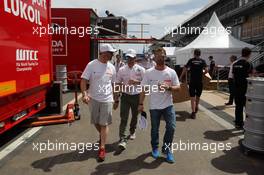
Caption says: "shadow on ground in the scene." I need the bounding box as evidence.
[176,111,192,122]
[212,105,235,111]
[211,145,264,175]
[91,152,165,175]
[31,142,118,172]
[204,129,244,141]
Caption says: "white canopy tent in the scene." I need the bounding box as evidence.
[163,47,182,57]
[175,12,255,66]
[163,47,182,68]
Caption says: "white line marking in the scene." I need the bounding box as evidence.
[199,105,244,139]
[0,94,82,161]
[0,127,41,160]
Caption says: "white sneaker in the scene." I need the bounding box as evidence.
[129,133,136,140]
[118,140,127,150]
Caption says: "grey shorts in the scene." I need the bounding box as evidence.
[89,98,113,126]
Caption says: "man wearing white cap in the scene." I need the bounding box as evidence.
[80,44,117,162]
[114,49,145,150]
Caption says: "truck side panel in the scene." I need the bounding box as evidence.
[0,0,52,134]
[52,8,92,73]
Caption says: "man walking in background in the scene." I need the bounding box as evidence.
[115,49,145,150]
[180,49,208,119]
[80,44,117,162]
[138,47,180,163]
[225,55,237,105]
[233,47,253,129]
[208,56,216,78]
[114,53,125,73]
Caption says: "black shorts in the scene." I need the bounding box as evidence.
[189,82,203,97]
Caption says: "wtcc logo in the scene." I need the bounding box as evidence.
[16,49,39,61]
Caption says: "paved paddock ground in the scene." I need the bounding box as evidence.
[0,91,263,175]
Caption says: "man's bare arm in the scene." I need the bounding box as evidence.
[139,91,145,105]
[112,83,121,102]
[80,79,88,96]
[80,78,90,104]
[138,90,146,112]
[204,67,209,74]
[170,85,181,92]
[180,67,187,81]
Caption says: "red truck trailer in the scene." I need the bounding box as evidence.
[0,0,52,134]
[51,8,99,88]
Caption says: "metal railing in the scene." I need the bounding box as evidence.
[215,65,229,91]
[250,40,264,68]
[213,40,264,91]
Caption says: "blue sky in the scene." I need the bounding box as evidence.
[52,0,213,53]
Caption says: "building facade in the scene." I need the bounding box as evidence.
[152,0,264,49]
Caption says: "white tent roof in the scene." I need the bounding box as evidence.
[163,47,181,56]
[175,12,255,66]
[178,12,254,51]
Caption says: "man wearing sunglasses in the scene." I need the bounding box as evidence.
[80,44,117,162]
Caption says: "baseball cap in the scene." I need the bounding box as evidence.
[125,49,137,58]
[100,44,117,53]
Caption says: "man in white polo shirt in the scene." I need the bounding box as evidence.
[114,49,145,150]
[80,44,117,162]
[138,47,180,163]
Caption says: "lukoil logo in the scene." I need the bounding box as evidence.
[3,0,46,26]
[16,49,38,61]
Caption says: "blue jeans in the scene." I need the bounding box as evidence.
[150,105,176,153]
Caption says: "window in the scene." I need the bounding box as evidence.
[237,26,242,39]
[259,15,264,36]
[242,18,252,39]
[239,0,243,7]
[252,16,260,36]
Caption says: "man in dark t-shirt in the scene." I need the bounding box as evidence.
[208,56,215,78]
[180,49,208,119]
[232,47,253,129]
